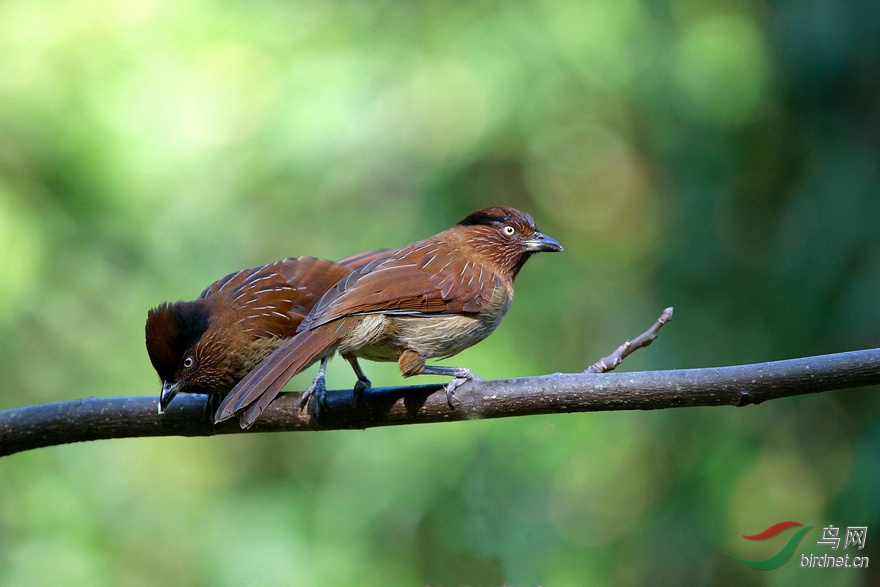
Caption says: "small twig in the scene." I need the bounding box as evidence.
[586,307,674,373]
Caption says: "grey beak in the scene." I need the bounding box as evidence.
[523,231,563,253]
[159,380,182,413]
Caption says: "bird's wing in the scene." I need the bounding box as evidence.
[303,237,501,330]
[200,257,356,338]
[337,249,392,270]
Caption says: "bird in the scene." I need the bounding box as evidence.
[145,249,389,412]
[214,206,563,428]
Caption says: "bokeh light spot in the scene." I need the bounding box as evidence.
[673,15,772,125]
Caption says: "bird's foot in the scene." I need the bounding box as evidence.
[443,370,482,408]
[301,374,328,418]
[352,377,372,406]
[421,365,481,409]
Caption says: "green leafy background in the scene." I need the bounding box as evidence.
[1,1,878,585]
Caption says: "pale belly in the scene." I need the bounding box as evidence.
[337,289,513,363]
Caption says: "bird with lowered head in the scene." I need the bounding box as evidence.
[145,250,388,412]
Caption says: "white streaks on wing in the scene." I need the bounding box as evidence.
[378,260,419,273]
[233,283,297,305]
[421,249,441,269]
[375,310,455,317]
[216,270,245,294]
[347,261,419,289]
[409,242,434,255]
[263,284,295,292]
[246,273,278,287]
[232,289,251,303]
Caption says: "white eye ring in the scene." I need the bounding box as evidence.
[183,356,194,369]
[502,225,515,236]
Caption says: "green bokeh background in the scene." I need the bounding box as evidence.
[1,1,879,585]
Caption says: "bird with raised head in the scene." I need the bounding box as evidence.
[214,206,562,428]
[145,250,389,412]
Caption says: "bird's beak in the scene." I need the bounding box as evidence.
[158,380,182,413]
[523,231,563,253]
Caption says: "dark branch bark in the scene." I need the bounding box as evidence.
[2,348,879,457]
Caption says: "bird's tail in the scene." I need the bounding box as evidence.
[214,323,350,428]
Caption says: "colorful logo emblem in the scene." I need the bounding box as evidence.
[725,521,814,570]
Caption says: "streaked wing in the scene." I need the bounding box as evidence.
[337,249,391,271]
[202,257,355,339]
[303,237,500,330]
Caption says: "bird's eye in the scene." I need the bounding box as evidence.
[183,356,194,369]
[502,225,516,236]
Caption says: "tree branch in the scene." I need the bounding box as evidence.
[2,348,879,457]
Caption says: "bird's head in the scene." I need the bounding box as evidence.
[145,300,222,411]
[456,206,563,280]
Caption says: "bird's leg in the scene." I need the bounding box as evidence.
[300,355,330,415]
[420,365,481,408]
[344,355,372,406]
